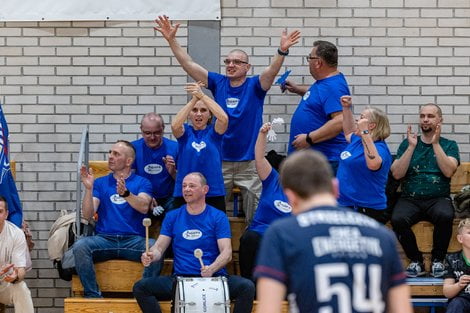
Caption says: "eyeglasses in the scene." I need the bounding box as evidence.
[223,59,248,66]
[306,54,320,62]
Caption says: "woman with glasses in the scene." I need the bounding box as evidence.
[336,95,393,224]
[171,82,228,212]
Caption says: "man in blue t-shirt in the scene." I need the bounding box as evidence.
[132,113,178,218]
[153,15,300,222]
[285,40,349,174]
[254,150,412,313]
[74,140,159,298]
[391,103,460,278]
[133,172,254,313]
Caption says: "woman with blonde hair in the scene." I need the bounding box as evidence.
[336,96,392,223]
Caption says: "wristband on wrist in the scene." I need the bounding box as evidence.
[305,133,314,146]
[120,190,130,198]
[277,48,289,56]
[361,130,369,135]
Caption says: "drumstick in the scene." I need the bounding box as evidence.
[194,248,205,268]
[142,218,152,253]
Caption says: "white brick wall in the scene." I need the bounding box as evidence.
[1,1,469,311]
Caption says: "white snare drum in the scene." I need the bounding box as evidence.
[174,276,230,313]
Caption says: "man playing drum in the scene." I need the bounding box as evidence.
[132,172,255,313]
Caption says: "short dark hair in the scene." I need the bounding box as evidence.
[280,150,334,199]
[313,40,338,67]
[0,195,8,210]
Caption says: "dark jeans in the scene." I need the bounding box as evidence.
[173,196,226,213]
[446,296,470,313]
[133,275,255,313]
[353,206,391,224]
[391,197,454,262]
[239,229,262,282]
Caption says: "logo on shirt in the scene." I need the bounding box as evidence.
[226,97,239,109]
[274,200,292,213]
[144,163,163,175]
[340,151,352,160]
[192,141,207,152]
[182,229,203,240]
[302,91,310,101]
[110,194,127,204]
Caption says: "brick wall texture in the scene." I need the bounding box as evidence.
[1,0,469,311]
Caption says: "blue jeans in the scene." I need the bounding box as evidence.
[446,296,469,313]
[73,234,160,298]
[133,275,255,313]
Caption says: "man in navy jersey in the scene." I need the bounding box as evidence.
[74,140,159,298]
[153,15,300,222]
[285,40,349,174]
[132,113,178,217]
[254,150,412,313]
[133,172,254,313]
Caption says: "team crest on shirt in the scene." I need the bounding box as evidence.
[192,141,207,152]
[226,97,239,109]
[302,91,310,101]
[340,151,352,160]
[274,200,292,213]
[144,163,163,175]
[183,229,203,240]
[110,194,127,204]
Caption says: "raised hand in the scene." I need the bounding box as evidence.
[154,15,180,42]
[162,155,176,177]
[184,82,205,99]
[280,29,301,52]
[260,122,272,134]
[340,95,352,108]
[406,125,418,147]
[116,174,127,196]
[431,123,441,145]
[80,166,94,190]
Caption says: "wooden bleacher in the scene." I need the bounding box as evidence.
[62,161,470,313]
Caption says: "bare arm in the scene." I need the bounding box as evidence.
[443,275,470,298]
[255,123,273,181]
[284,81,309,96]
[387,284,413,313]
[390,125,417,180]
[201,238,232,277]
[256,277,286,313]
[432,124,459,178]
[340,95,355,142]
[357,119,383,171]
[259,30,301,91]
[291,111,343,150]
[142,234,172,266]
[154,15,208,85]
[80,166,99,219]
[171,97,198,138]
[186,82,228,135]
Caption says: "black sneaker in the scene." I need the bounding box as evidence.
[431,260,446,278]
[405,261,426,278]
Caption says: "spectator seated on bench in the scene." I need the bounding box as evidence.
[390,103,460,278]
[443,218,470,313]
[74,140,160,298]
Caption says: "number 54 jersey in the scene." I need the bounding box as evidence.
[254,206,407,313]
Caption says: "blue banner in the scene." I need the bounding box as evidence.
[0,103,22,227]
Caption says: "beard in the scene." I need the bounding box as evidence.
[420,125,433,133]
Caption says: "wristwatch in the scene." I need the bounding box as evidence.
[361,130,369,135]
[120,190,130,198]
[305,133,314,146]
[277,48,289,56]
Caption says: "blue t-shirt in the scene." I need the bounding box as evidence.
[161,205,231,276]
[288,73,350,161]
[254,206,406,313]
[337,135,392,210]
[132,137,178,199]
[207,72,266,162]
[248,169,291,235]
[93,173,152,236]
[173,123,225,197]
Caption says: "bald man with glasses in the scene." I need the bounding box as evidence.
[153,15,300,222]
